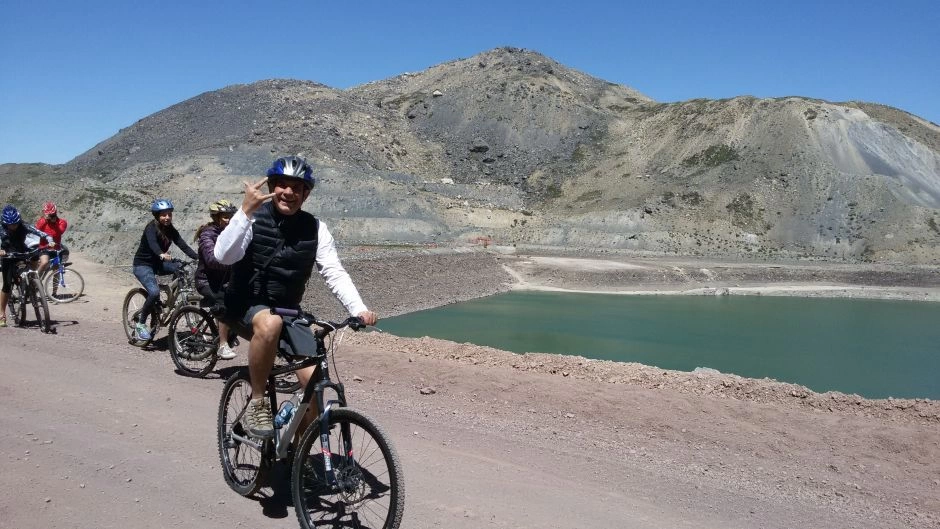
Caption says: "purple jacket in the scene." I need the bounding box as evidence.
[194,224,230,292]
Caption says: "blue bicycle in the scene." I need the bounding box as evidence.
[41,249,84,304]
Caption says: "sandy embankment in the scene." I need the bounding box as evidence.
[500,253,940,302]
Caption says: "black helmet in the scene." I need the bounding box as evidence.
[266,156,315,190]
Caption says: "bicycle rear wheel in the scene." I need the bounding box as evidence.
[218,371,269,496]
[292,407,404,529]
[28,275,52,333]
[122,287,158,347]
[169,305,219,377]
[44,267,84,304]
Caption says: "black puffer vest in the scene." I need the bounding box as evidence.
[224,202,318,315]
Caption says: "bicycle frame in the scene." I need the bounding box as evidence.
[229,315,354,487]
[155,263,198,326]
[47,252,66,286]
[15,266,39,297]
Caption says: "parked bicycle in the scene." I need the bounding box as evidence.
[41,249,84,304]
[4,248,53,333]
[218,309,404,529]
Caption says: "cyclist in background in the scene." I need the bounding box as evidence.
[0,205,54,328]
[131,199,199,341]
[35,201,69,275]
[194,199,238,360]
[215,156,377,439]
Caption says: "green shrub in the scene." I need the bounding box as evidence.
[929,217,940,234]
[575,190,603,202]
[682,144,739,167]
[682,191,704,206]
[726,193,758,229]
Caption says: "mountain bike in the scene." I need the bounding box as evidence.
[4,249,54,333]
[218,309,404,529]
[41,249,85,304]
[121,260,206,351]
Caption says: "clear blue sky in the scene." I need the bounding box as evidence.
[2,0,937,164]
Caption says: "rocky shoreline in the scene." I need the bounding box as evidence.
[324,248,940,424]
[324,248,940,320]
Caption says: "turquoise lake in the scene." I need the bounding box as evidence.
[378,292,940,400]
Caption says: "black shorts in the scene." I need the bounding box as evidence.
[224,304,271,341]
[196,283,225,308]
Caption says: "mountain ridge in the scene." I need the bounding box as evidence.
[2,46,939,265]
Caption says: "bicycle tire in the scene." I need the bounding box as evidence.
[44,267,84,304]
[9,280,26,326]
[28,275,52,333]
[122,288,158,347]
[292,407,405,529]
[169,305,219,377]
[218,371,270,496]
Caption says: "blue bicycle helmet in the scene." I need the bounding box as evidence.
[1,205,21,225]
[151,198,174,213]
[266,156,315,190]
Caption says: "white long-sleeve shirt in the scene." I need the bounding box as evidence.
[214,208,368,316]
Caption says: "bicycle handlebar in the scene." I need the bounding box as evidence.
[1,248,44,261]
[268,307,366,334]
[168,258,195,267]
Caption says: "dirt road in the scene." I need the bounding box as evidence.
[1,255,938,528]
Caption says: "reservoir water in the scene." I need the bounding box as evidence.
[379,292,940,400]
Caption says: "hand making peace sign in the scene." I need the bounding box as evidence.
[241,177,276,217]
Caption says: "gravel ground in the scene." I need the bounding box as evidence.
[2,250,936,529]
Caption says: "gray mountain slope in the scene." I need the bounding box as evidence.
[2,46,939,265]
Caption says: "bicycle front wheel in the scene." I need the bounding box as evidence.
[122,288,157,347]
[292,407,404,529]
[9,280,26,326]
[44,267,84,304]
[28,275,52,333]
[218,371,269,496]
[169,305,219,377]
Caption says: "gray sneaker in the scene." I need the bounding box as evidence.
[240,397,274,439]
[217,344,237,360]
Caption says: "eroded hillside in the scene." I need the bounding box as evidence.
[2,47,939,265]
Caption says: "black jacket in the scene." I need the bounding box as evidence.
[1,223,53,254]
[225,202,319,315]
[132,220,198,268]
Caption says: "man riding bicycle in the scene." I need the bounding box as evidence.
[0,205,55,327]
[214,156,377,439]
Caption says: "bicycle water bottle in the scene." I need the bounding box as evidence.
[274,401,296,428]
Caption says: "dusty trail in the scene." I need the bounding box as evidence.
[1,253,937,528]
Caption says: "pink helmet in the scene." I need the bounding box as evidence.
[42,202,58,215]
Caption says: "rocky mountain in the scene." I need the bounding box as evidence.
[2,46,940,265]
